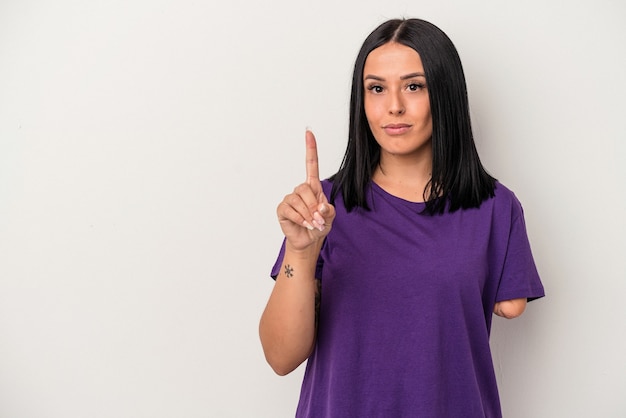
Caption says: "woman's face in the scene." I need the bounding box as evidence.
[363,42,433,160]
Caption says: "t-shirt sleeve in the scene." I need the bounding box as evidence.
[495,201,545,302]
[270,240,286,280]
[269,238,325,280]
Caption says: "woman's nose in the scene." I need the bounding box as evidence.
[388,92,405,115]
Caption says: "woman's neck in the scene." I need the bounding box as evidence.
[372,152,433,203]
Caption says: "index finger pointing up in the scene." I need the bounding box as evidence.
[305,128,320,185]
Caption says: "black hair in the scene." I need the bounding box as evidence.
[330,18,495,214]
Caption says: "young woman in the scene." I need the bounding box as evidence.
[259,18,544,418]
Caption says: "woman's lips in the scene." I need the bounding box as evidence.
[382,123,412,135]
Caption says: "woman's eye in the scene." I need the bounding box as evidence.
[367,85,384,93]
[407,83,423,91]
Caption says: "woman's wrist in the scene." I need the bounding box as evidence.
[284,238,323,259]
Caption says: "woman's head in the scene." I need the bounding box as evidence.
[362,41,433,164]
[332,18,494,213]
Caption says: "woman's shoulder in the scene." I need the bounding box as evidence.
[493,181,515,198]
[491,181,526,218]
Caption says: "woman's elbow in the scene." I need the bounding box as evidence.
[262,345,311,376]
[267,357,300,376]
[259,323,313,376]
[493,298,527,319]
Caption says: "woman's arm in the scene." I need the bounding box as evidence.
[259,244,322,375]
[259,130,334,375]
[493,297,527,319]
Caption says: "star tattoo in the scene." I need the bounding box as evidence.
[284,264,294,278]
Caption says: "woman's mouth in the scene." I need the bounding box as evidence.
[382,123,412,136]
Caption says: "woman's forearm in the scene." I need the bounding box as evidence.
[259,244,321,375]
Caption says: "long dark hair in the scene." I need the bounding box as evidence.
[330,18,495,214]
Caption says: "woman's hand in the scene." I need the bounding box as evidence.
[277,130,335,252]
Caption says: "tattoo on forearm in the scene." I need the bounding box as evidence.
[284,264,294,278]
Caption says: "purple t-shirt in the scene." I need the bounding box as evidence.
[271,180,544,418]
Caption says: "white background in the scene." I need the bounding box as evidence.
[1,1,624,417]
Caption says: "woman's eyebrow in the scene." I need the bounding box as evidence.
[364,72,426,81]
[400,72,426,80]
